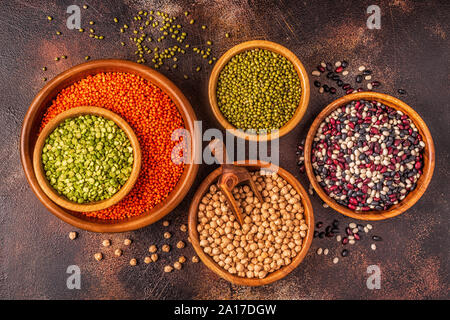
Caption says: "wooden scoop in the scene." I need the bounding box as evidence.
[208,139,264,226]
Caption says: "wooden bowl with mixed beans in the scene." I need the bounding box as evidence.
[33,106,142,213]
[208,40,310,142]
[21,59,199,232]
[304,92,435,221]
[188,161,314,286]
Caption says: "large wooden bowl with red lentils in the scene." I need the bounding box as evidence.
[304,92,435,221]
[20,59,199,232]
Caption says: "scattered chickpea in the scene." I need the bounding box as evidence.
[176,241,185,249]
[162,220,170,227]
[94,253,102,261]
[148,245,157,253]
[129,258,137,266]
[144,256,152,264]
[102,239,111,247]
[173,262,182,270]
[192,256,199,263]
[114,249,122,257]
[151,254,159,262]
[68,231,77,240]
[162,244,171,252]
[164,232,171,239]
[180,224,187,232]
[124,239,132,246]
[164,265,173,273]
[178,256,186,263]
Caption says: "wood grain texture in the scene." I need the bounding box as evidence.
[208,40,310,141]
[304,92,435,221]
[188,160,314,286]
[32,106,142,212]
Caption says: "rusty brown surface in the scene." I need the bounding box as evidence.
[0,0,449,299]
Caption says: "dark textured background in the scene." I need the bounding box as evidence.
[0,0,449,299]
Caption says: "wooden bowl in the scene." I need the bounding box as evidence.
[208,40,310,141]
[188,161,314,286]
[33,106,142,212]
[21,59,199,232]
[304,92,435,221]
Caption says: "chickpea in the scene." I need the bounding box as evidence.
[196,172,306,280]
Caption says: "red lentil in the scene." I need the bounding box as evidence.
[40,72,185,220]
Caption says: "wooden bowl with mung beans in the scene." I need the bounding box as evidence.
[33,106,142,213]
[21,59,199,232]
[208,40,310,141]
[188,160,314,286]
[304,92,435,221]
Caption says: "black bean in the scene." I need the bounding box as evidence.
[330,87,337,94]
[319,232,325,238]
[323,85,330,92]
[337,80,343,86]
[363,70,372,75]
[341,60,348,68]
[316,221,323,228]
[372,235,382,241]
[356,75,363,83]
[326,62,333,71]
[314,80,321,87]
[332,74,340,81]
[341,249,349,257]
[314,231,319,238]
[398,89,406,94]
[326,72,334,79]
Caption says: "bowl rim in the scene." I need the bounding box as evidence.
[208,40,310,142]
[188,160,314,286]
[20,59,199,232]
[304,91,435,221]
[33,106,142,212]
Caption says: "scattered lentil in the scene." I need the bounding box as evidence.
[129,258,137,266]
[102,239,111,247]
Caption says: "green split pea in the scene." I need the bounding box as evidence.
[41,114,134,204]
[216,48,301,133]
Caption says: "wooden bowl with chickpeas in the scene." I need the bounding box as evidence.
[188,160,314,286]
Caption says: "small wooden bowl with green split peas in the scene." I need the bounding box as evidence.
[33,106,142,213]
